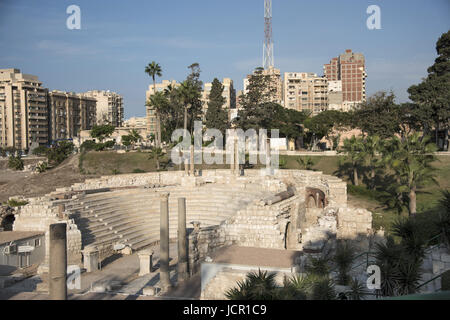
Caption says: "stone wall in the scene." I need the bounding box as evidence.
[421,245,450,293]
[12,197,82,265]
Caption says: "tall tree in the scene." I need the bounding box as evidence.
[352,91,401,139]
[205,78,229,136]
[234,67,277,131]
[145,61,163,147]
[408,30,450,148]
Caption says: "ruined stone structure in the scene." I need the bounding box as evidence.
[12,169,372,276]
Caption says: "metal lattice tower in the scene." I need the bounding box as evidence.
[263,0,274,70]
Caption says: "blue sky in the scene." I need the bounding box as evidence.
[0,0,449,118]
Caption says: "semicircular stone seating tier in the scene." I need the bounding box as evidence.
[65,184,273,252]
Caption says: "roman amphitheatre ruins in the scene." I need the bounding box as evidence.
[1,151,388,300]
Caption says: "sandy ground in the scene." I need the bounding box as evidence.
[0,155,98,203]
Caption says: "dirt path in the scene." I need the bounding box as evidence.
[0,155,98,203]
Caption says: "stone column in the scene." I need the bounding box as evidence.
[229,135,235,174]
[138,250,154,276]
[82,246,99,273]
[234,137,240,176]
[177,198,188,281]
[190,145,195,176]
[49,223,67,300]
[57,204,65,219]
[184,158,189,176]
[159,192,171,290]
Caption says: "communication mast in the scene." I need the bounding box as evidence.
[263,0,274,70]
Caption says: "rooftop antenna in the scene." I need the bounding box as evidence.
[263,0,274,70]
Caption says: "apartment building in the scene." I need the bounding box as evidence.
[243,66,283,105]
[327,80,344,111]
[123,116,147,128]
[84,90,124,127]
[324,49,367,110]
[283,72,328,115]
[47,90,96,142]
[201,78,236,121]
[145,80,179,138]
[0,69,49,150]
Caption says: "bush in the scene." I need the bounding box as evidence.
[80,140,97,152]
[32,146,49,156]
[8,155,24,171]
[132,169,146,173]
[7,199,28,207]
[333,241,356,285]
[36,161,48,173]
[47,141,74,166]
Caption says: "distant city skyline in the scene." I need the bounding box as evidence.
[0,0,449,118]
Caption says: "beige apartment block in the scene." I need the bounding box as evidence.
[84,90,124,127]
[145,80,179,138]
[123,116,147,128]
[244,66,283,105]
[327,80,344,111]
[201,78,236,122]
[0,68,49,150]
[48,90,96,142]
[283,72,328,115]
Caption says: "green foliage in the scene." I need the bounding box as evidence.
[80,140,98,152]
[348,277,367,300]
[149,147,165,170]
[333,241,356,285]
[296,156,315,170]
[225,269,278,300]
[6,199,28,207]
[111,169,121,175]
[408,31,450,147]
[374,236,424,297]
[304,110,351,149]
[121,129,142,148]
[436,190,450,247]
[339,135,365,185]
[205,78,229,136]
[305,255,331,277]
[32,146,49,156]
[90,125,115,142]
[309,276,336,300]
[8,154,24,171]
[46,141,74,166]
[132,168,146,173]
[36,161,48,173]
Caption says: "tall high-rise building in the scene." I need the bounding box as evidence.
[48,90,96,142]
[0,68,49,150]
[283,72,328,115]
[323,49,367,110]
[145,80,179,138]
[84,90,124,127]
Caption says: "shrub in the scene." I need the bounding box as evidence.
[32,146,49,156]
[36,162,48,173]
[8,155,24,171]
[132,169,146,173]
[7,199,28,207]
[47,141,74,166]
[80,140,97,152]
[333,241,356,285]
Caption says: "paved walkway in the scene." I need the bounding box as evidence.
[1,241,201,300]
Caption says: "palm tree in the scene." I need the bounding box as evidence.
[146,91,168,143]
[149,147,165,171]
[178,80,198,135]
[225,269,278,300]
[339,136,365,186]
[145,61,163,147]
[362,135,381,189]
[387,133,438,217]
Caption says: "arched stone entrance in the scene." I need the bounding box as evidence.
[0,214,15,231]
[305,188,327,208]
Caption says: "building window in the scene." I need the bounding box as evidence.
[35,238,41,247]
